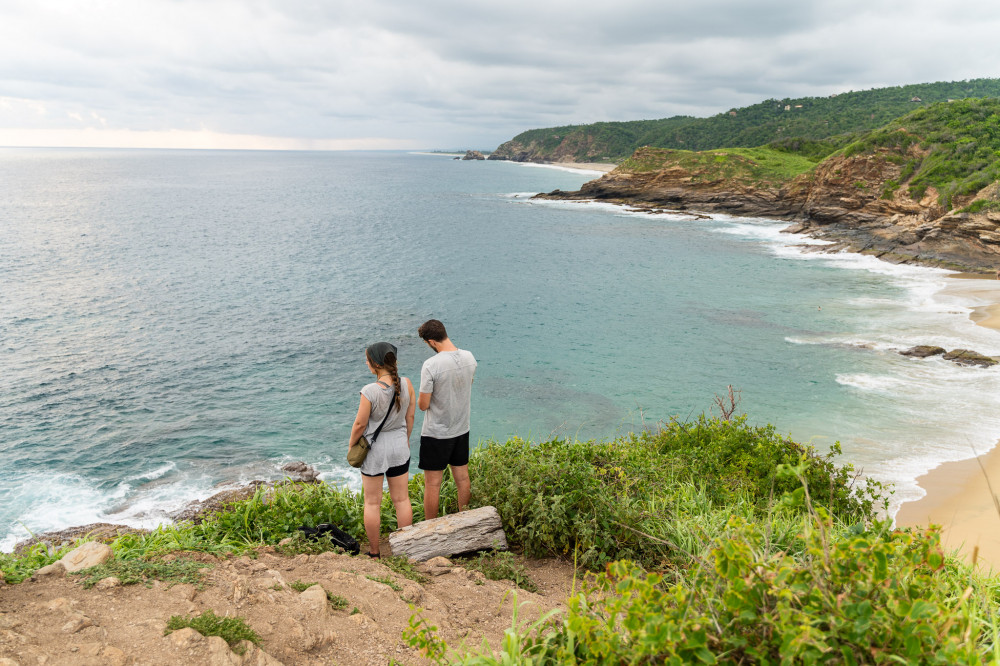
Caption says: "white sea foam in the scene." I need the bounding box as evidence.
[500,192,542,200]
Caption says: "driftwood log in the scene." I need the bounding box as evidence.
[389,505,508,561]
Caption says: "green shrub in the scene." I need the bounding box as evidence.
[409,516,1000,664]
[0,541,69,584]
[197,482,364,546]
[467,416,884,569]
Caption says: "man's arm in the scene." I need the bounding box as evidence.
[418,392,431,411]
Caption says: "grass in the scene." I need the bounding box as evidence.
[366,574,402,591]
[164,610,261,655]
[382,555,429,584]
[71,557,211,589]
[617,146,817,185]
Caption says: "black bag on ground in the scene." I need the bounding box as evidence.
[297,523,361,555]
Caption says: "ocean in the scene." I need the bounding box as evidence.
[2,148,999,551]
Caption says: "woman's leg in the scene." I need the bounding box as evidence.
[361,473,385,555]
[386,472,413,529]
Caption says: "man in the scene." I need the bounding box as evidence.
[417,319,477,519]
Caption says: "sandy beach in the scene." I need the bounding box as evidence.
[894,273,1000,570]
[550,162,617,173]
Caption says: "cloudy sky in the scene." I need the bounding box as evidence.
[2,0,999,151]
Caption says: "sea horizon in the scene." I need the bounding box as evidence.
[2,149,999,551]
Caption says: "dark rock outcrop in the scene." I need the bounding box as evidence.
[462,150,486,161]
[282,461,320,482]
[941,349,999,367]
[900,346,946,358]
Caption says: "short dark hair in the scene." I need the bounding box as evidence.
[418,319,448,342]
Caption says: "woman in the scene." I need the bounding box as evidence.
[348,341,415,558]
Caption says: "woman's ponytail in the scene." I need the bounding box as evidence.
[384,353,402,411]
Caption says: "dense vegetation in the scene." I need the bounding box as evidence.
[492,78,1000,163]
[840,97,1000,209]
[3,414,999,663]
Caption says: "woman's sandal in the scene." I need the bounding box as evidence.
[367,551,380,559]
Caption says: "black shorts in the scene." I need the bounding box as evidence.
[418,432,470,471]
[361,458,410,479]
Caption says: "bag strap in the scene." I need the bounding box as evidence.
[369,388,398,444]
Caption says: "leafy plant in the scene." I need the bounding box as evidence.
[0,541,70,584]
[164,610,261,655]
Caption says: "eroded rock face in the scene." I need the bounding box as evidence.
[462,150,486,160]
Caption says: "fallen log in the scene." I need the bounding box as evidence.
[389,505,508,562]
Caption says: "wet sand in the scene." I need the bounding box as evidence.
[894,273,1000,569]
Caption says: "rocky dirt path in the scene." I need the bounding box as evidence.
[0,548,578,665]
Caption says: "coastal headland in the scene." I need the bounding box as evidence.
[529,99,1000,273]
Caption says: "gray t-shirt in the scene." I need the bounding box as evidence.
[358,378,412,476]
[419,349,477,439]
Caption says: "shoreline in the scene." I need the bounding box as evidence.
[894,272,1000,569]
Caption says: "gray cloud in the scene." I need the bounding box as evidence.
[1,0,999,149]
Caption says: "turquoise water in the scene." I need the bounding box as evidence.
[3,149,1000,549]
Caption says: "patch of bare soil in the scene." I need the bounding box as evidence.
[0,548,578,665]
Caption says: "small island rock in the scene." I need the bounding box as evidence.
[942,349,999,367]
[900,345,946,358]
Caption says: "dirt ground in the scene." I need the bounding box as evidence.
[0,545,579,665]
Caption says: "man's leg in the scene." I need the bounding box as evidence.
[423,469,444,520]
[451,465,471,511]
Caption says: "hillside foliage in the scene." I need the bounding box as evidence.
[841,97,1000,209]
[493,79,1000,163]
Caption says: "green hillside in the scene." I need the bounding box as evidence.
[840,97,1000,209]
[492,78,1000,163]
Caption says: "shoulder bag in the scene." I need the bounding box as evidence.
[347,383,398,468]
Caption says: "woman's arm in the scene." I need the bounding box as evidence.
[405,377,416,442]
[349,394,372,449]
